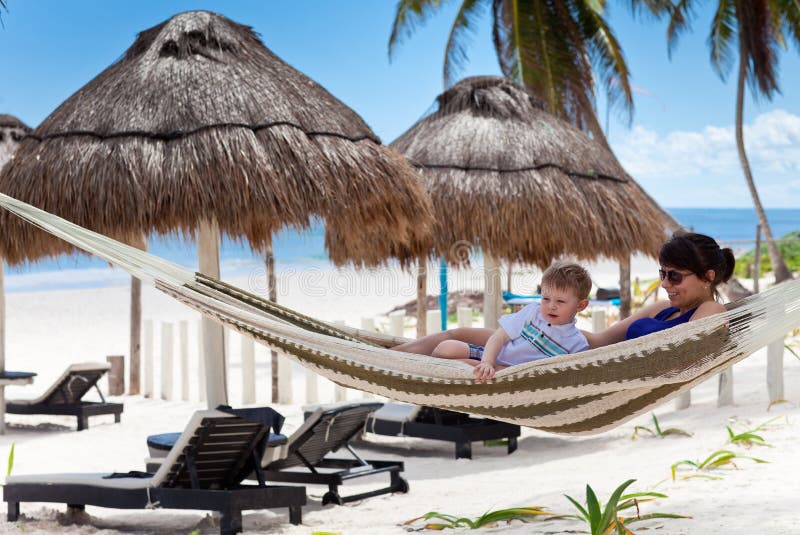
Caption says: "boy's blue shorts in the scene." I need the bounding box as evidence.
[468,344,484,361]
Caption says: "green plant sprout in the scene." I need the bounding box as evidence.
[631,413,692,440]
[671,449,768,480]
[6,443,14,477]
[404,506,556,530]
[565,479,687,535]
[725,416,785,447]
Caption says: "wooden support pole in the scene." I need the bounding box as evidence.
[161,322,174,401]
[179,321,189,401]
[619,256,632,319]
[484,254,502,329]
[143,319,153,398]
[241,335,256,405]
[266,242,279,404]
[128,234,146,395]
[106,355,125,396]
[198,220,227,407]
[197,322,206,402]
[416,260,427,338]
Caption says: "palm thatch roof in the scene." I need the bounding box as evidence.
[0,10,432,267]
[0,115,31,169]
[391,76,668,266]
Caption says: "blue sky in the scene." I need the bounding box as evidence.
[1,0,799,208]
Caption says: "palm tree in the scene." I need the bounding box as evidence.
[664,0,798,283]
[389,0,671,149]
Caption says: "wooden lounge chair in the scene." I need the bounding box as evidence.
[263,402,408,505]
[4,409,306,535]
[365,404,520,460]
[6,363,123,430]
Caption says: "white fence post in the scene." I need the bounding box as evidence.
[197,321,206,403]
[767,339,785,401]
[241,335,256,405]
[591,309,606,333]
[360,317,375,332]
[717,368,734,406]
[179,321,189,402]
[143,319,153,398]
[277,351,292,404]
[426,309,442,334]
[389,311,405,337]
[160,322,174,400]
[457,307,473,328]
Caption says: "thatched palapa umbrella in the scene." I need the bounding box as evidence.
[0,114,33,433]
[391,76,668,327]
[0,11,433,406]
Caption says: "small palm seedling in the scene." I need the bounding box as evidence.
[631,413,692,440]
[404,506,556,530]
[565,479,687,535]
[671,449,768,480]
[726,415,786,447]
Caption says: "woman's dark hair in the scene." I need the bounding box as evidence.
[659,232,735,292]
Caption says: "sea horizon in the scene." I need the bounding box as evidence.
[4,206,798,293]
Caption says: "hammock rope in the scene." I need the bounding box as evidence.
[1,191,799,435]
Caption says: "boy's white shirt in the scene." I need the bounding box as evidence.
[495,303,588,366]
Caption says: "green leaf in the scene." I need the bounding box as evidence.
[652,413,663,435]
[6,443,14,477]
[564,493,590,522]
[600,480,635,532]
[586,484,603,534]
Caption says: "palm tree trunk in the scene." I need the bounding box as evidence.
[735,48,792,283]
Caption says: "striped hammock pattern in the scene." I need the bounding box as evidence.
[2,192,799,435]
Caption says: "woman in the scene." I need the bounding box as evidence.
[583,232,735,349]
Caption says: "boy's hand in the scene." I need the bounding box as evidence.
[473,362,496,382]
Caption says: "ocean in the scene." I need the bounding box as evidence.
[4,208,799,292]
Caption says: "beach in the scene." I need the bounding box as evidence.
[1,258,798,535]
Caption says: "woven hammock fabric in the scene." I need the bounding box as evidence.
[2,192,799,435]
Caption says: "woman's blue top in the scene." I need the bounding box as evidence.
[625,306,697,341]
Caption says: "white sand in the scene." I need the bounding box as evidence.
[1,258,799,534]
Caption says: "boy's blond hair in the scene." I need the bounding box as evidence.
[541,261,592,299]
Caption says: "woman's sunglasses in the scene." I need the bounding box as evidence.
[658,269,694,284]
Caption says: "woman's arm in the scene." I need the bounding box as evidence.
[582,301,671,348]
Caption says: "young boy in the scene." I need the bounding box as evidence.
[430,261,591,381]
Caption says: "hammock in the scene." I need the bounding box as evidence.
[1,192,799,436]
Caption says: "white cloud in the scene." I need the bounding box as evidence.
[612,109,800,207]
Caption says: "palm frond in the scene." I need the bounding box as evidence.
[773,0,800,50]
[388,0,448,59]
[666,0,693,57]
[737,0,779,96]
[444,0,488,87]
[708,0,737,80]
[573,0,634,124]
